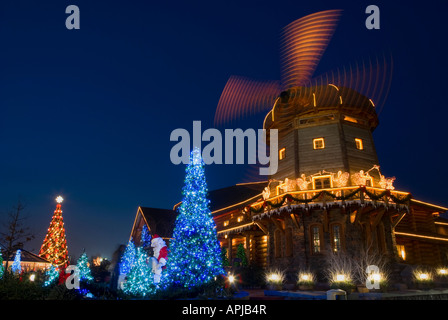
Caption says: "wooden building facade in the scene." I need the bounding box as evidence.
[213,85,448,283]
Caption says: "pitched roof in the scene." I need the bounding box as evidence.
[5,249,50,264]
[138,207,177,238]
[172,181,267,215]
[208,182,266,214]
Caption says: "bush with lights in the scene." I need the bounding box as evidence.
[412,267,434,290]
[265,269,285,290]
[0,269,47,300]
[297,270,316,290]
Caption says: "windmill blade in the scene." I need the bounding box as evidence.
[280,9,342,89]
[307,53,393,114]
[214,76,280,126]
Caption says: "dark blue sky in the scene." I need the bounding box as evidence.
[0,0,447,260]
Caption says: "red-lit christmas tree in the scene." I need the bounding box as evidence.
[39,196,69,268]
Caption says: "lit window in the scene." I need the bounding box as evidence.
[355,138,364,150]
[223,220,229,227]
[344,115,358,123]
[279,148,286,160]
[312,226,321,253]
[313,175,332,189]
[397,244,406,260]
[332,224,341,252]
[237,216,243,223]
[313,138,325,149]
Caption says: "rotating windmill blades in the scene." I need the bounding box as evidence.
[307,52,394,114]
[214,76,280,127]
[214,9,343,127]
[280,9,343,89]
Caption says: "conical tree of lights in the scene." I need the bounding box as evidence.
[39,196,69,268]
[164,148,224,289]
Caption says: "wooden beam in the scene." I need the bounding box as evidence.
[271,217,285,233]
[255,221,269,235]
[392,211,407,229]
[290,213,300,229]
[323,209,329,232]
[354,208,364,224]
[350,209,358,224]
[245,235,251,265]
[370,208,386,228]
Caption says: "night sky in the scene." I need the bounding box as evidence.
[0,0,447,260]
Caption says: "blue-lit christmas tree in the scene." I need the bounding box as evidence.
[43,265,59,287]
[122,247,154,297]
[11,249,22,274]
[164,148,224,289]
[119,239,137,275]
[141,225,151,249]
[76,252,94,282]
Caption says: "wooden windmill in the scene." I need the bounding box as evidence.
[214,10,393,189]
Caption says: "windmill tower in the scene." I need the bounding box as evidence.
[264,84,382,192]
[214,9,393,192]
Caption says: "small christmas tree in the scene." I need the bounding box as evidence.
[235,244,248,267]
[11,249,22,274]
[119,239,137,275]
[76,252,94,282]
[39,196,69,268]
[122,247,154,297]
[164,148,224,289]
[221,247,229,267]
[43,265,59,287]
[141,225,151,249]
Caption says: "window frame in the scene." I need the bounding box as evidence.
[310,224,323,254]
[330,223,343,253]
[355,138,364,150]
[396,244,406,261]
[313,137,325,150]
[312,175,333,190]
[279,147,286,160]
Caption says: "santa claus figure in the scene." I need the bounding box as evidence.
[150,234,168,284]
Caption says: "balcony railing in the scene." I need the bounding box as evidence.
[248,186,412,215]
